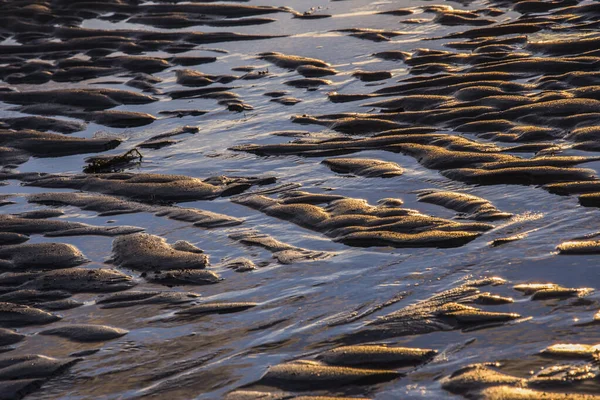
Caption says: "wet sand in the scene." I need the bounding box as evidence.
[1,0,600,399]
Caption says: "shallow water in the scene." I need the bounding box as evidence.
[2,0,600,399]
